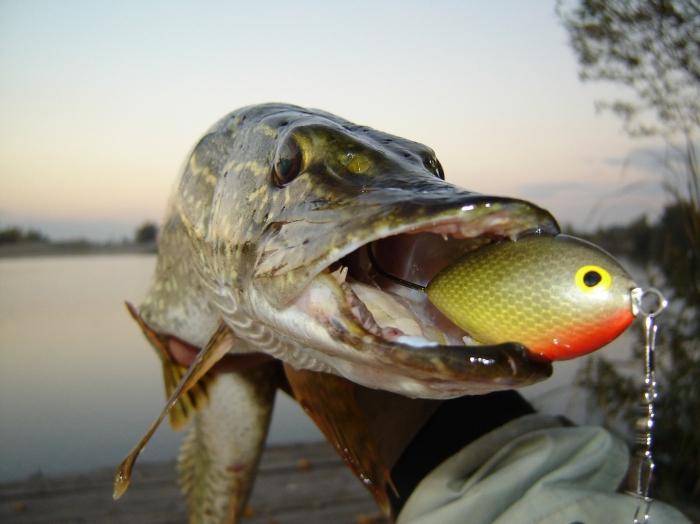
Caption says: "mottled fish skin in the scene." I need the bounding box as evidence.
[178,365,278,524]
[133,104,560,523]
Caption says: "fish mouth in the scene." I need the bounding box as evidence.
[282,198,559,397]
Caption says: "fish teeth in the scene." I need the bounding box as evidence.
[347,291,383,336]
[330,265,349,284]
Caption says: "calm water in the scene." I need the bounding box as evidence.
[0,255,321,482]
[0,255,638,482]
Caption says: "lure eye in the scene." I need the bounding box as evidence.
[583,271,601,287]
[272,135,302,186]
[575,265,612,293]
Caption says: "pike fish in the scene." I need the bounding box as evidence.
[114,103,632,522]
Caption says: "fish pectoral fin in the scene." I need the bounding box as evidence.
[125,301,211,430]
[113,321,235,500]
[163,358,211,431]
[284,366,395,517]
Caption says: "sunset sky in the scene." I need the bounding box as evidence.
[1,0,666,240]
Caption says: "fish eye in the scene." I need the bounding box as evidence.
[575,265,612,293]
[340,150,371,174]
[272,135,302,186]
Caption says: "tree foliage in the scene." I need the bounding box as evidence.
[559,0,700,512]
[0,227,49,245]
[134,222,158,244]
[558,0,700,137]
[575,203,700,507]
[558,0,699,268]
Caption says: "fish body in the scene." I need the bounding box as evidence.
[121,103,635,522]
[427,234,637,360]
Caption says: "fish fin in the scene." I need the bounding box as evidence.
[284,367,394,517]
[113,321,235,500]
[178,364,279,523]
[164,359,211,431]
[125,301,211,430]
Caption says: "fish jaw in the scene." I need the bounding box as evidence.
[241,198,558,398]
[244,273,550,398]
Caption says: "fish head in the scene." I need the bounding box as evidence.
[193,105,584,398]
[200,105,567,398]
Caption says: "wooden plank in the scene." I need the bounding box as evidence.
[0,442,390,524]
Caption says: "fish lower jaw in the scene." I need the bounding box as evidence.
[308,268,450,349]
[244,271,549,398]
[292,271,464,360]
[244,274,447,393]
[270,239,482,363]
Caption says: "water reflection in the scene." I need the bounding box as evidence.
[0,255,321,482]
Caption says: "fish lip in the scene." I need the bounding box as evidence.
[327,323,553,395]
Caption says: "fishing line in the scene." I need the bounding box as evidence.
[367,243,427,292]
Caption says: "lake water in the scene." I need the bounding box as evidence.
[0,254,637,482]
[0,255,324,482]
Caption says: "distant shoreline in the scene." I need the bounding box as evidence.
[0,241,157,258]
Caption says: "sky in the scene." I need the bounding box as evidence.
[0,0,668,241]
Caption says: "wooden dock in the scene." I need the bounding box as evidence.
[0,442,390,524]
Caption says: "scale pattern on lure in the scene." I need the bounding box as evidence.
[427,234,637,361]
[113,103,641,523]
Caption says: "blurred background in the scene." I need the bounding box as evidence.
[1,0,697,518]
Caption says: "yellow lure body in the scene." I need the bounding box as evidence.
[426,234,637,361]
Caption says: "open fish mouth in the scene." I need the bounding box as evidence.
[272,197,559,397]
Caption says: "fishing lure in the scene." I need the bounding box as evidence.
[373,234,638,361]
